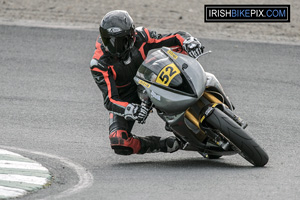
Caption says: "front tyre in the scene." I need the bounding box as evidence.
[205,108,269,167]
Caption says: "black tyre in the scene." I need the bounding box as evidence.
[205,108,269,167]
[207,155,222,159]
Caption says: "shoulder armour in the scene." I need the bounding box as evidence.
[135,26,144,32]
[90,59,108,71]
[90,58,98,68]
[135,26,148,40]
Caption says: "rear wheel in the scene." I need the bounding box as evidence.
[205,108,269,167]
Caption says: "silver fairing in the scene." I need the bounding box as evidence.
[134,47,207,114]
[205,72,234,110]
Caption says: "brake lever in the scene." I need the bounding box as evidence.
[196,50,212,60]
[139,103,154,124]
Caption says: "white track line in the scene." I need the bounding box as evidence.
[0,150,22,157]
[0,160,48,171]
[0,174,48,185]
[0,145,94,200]
[0,186,27,198]
[0,150,50,199]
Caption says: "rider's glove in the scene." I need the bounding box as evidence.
[183,37,204,58]
[124,103,149,123]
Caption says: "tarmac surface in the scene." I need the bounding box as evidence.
[0,24,300,199]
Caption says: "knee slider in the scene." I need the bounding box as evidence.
[112,146,133,155]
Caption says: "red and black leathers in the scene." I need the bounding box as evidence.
[90,27,191,155]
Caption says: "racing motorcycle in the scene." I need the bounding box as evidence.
[134,47,269,167]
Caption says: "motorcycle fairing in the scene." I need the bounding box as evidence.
[134,47,207,114]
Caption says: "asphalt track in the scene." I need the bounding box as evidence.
[0,25,300,200]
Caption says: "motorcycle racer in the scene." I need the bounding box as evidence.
[90,10,203,155]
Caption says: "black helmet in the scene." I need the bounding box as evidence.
[99,10,135,59]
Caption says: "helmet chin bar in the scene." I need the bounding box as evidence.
[104,45,131,61]
[117,48,131,61]
[123,54,132,65]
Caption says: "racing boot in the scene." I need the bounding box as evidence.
[139,136,180,154]
[160,136,181,153]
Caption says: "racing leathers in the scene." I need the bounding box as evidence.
[90,27,191,155]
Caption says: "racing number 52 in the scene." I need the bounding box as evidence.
[159,66,176,84]
[156,63,180,86]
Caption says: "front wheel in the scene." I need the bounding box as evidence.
[205,108,269,167]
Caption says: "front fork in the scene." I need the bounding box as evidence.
[190,92,248,129]
[200,103,248,130]
[184,92,248,149]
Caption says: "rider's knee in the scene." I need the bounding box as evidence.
[109,130,141,155]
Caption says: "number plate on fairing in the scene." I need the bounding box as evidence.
[156,63,181,86]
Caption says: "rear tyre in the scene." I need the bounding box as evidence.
[205,108,269,167]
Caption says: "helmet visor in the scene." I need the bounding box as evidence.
[102,35,132,56]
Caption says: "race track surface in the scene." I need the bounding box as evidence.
[0,25,300,200]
